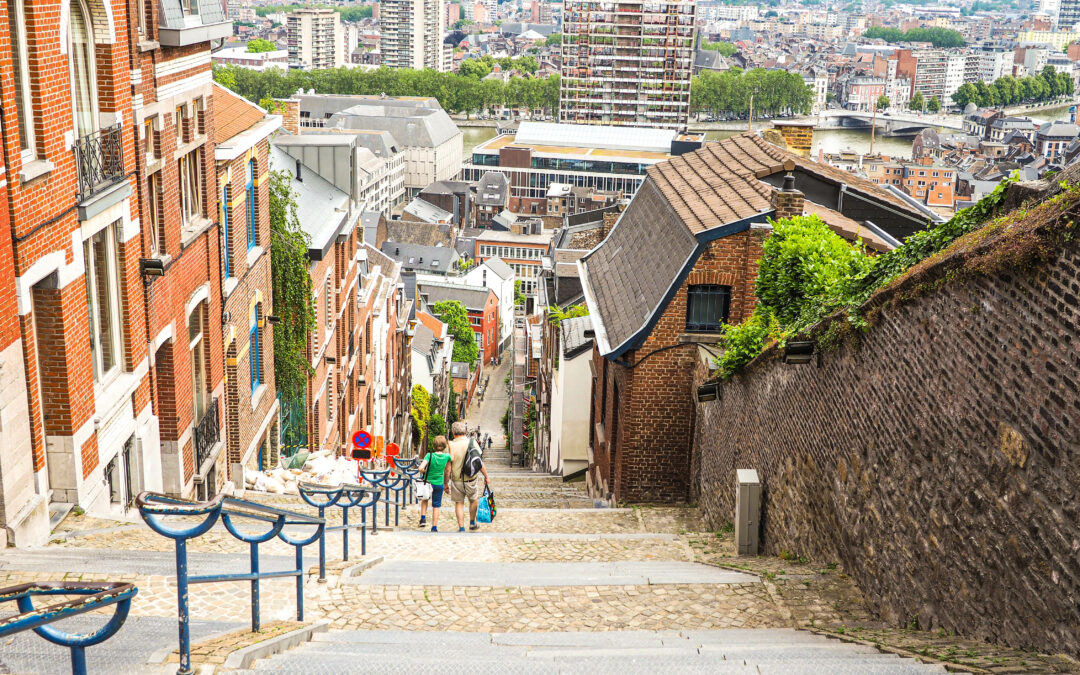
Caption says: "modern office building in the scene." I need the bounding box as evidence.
[380,0,446,71]
[463,122,703,213]
[559,0,696,130]
[287,8,344,69]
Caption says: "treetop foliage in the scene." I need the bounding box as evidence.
[862,26,965,48]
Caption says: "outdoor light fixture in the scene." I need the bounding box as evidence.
[266,315,282,325]
[696,381,720,403]
[783,340,819,367]
[139,258,165,276]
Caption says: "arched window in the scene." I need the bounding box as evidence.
[68,0,98,138]
[246,158,256,249]
[250,303,262,393]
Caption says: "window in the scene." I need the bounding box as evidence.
[144,117,156,158]
[325,278,332,326]
[179,150,202,223]
[84,223,123,383]
[250,304,262,393]
[685,284,731,333]
[189,303,208,419]
[182,0,199,16]
[148,172,164,255]
[246,158,256,250]
[176,105,185,141]
[68,0,98,138]
[9,0,35,158]
[221,185,230,277]
[327,375,333,421]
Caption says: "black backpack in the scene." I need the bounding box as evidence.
[462,438,484,480]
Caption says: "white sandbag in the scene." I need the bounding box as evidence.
[253,475,268,492]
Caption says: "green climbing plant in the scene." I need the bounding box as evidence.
[432,300,479,367]
[411,385,431,451]
[270,170,315,448]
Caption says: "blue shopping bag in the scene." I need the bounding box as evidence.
[477,488,494,523]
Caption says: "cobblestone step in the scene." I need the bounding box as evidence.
[239,629,950,674]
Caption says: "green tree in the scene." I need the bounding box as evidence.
[547,304,589,324]
[411,385,431,450]
[428,413,447,440]
[514,280,526,306]
[876,94,890,111]
[701,40,738,57]
[454,18,475,30]
[446,386,459,428]
[247,38,277,53]
[951,82,978,108]
[432,300,480,367]
[269,171,316,425]
[545,32,562,47]
[926,95,941,113]
[909,91,925,111]
[862,26,964,48]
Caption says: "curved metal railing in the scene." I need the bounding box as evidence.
[135,491,324,675]
[296,482,381,581]
[0,581,137,675]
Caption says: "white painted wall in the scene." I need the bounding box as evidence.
[548,349,591,476]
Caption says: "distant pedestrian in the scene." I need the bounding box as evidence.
[418,436,451,532]
[448,421,491,532]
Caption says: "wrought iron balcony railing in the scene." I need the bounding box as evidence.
[194,397,220,469]
[74,124,124,203]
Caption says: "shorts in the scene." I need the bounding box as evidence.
[430,484,445,508]
[450,478,481,503]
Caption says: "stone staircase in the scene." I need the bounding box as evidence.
[233,628,953,674]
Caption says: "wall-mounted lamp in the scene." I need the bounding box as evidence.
[783,340,820,367]
[696,381,720,403]
[139,258,165,276]
[267,315,282,325]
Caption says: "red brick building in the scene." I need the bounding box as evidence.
[579,133,929,503]
[417,281,500,364]
[0,0,231,540]
[214,84,281,482]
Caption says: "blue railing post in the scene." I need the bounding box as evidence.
[295,545,304,621]
[70,646,86,675]
[317,504,327,583]
[249,541,260,632]
[342,506,350,561]
[175,537,192,675]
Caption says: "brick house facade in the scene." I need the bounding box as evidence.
[0,0,231,541]
[214,84,281,483]
[579,133,929,504]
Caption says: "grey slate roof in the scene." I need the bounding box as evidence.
[561,316,594,358]
[386,219,453,248]
[316,98,461,149]
[269,145,351,260]
[476,172,509,206]
[361,211,382,246]
[381,241,458,274]
[412,323,435,357]
[418,281,491,312]
[404,197,454,224]
[482,257,514,281]
[450,362,470,379]
[579,180,700,356]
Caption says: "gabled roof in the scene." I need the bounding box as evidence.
[561,316,594,359]
[381,241,458,274]
[213,83,269,146]
[481,257,514,280]
[418,281,493,312]
[404,197,454,224]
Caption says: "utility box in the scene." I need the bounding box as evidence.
[735,469,761,556]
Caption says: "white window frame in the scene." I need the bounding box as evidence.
[9,0,35,161]
[179,150,202,223]
[68,0,99,138]
[84,222,124,385]
[188,303,208,421]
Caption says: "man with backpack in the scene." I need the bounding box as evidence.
[447,420,491,532]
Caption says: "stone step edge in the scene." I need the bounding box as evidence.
[801,627,983,674]
[221,620,331,670]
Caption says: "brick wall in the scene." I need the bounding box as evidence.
[693,236,1080,657]
[589,227,768,503]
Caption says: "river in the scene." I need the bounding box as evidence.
[461,103,1078,160]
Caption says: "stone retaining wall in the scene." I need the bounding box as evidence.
[693,236,1080,655]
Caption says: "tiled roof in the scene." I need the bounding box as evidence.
[213,84,267,145]
[419,281,492,311]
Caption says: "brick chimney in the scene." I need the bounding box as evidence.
[771,172,804,220]
[601,211,618,238]
[278,98,300,134]
[771,122,814,156]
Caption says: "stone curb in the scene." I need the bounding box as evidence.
[802,627,991,674]
[221,620,330,670]
[147,626,246,665]
[339,556,385,584]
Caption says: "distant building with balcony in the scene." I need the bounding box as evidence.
[381,0,446,71]
[559,0,697,130]
[212,46,289,71]
[287,8,344,69]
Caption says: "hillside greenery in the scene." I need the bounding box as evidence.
[862,26,965,48]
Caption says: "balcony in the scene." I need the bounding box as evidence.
[194,397,220,470]
[157,0,232,47]
[75,124,125,203]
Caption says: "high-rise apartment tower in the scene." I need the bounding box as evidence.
[381,0,447,71]
[559,0,696,130]
[287,8,344,69]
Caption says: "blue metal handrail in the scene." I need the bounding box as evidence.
[360,469,412,528]
[297,482,383,581]
[136,491,324,675]
[0,581,137,675]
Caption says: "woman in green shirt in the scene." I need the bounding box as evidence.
[420,436,451,532]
